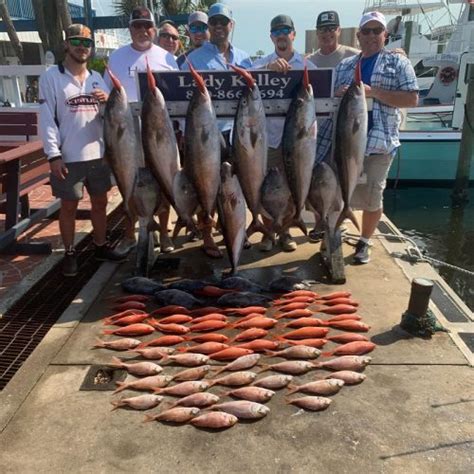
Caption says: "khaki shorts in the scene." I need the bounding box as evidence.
[351,153,393,212]
[50,158,111,201]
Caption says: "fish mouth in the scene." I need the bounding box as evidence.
[230,64,255,90]
[106,66,122,90]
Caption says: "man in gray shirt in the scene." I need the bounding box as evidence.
[307,11,359,68]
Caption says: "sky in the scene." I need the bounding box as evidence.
[85,1,461,56]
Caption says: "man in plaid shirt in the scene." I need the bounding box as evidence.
[318,11,419,264]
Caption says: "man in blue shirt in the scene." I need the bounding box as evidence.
[180,3,252,259]
[318,11,418,264]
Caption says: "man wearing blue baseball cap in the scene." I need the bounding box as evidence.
[318,11,418,264]
[180,3,252,259]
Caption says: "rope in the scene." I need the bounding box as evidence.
[400,308,447,337]
[343,231,474,277]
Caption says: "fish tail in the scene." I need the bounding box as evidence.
[103,329,114,335]
[176,347,188,353]
[286,384,299,395]
[321,351,332,357]
[210,367,225,377]
[102,317,112,326]
[336,207,360,232]
[160,354,170,364]
[143,414,156,423]
[110,400,122,411]
[93,338,105,349]
[135,341,149,349]
[246,217,273,241]
[311,362,323,369]
[257,364,271,374]
[112,382,126,394]
[109,356,123,368]
[263,350,277,357]
[294,215,308,236]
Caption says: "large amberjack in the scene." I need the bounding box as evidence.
[230,65,268,238]
[103,67,139,218]
[183,63,220,225]
[217,162,247,275]
[334,60,368,230]
[282,65,317,233]
[141,61,180,207]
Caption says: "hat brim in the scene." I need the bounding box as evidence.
[359,19,386,29]
[317,22,339,28]
[129,19,155,26]
[209,14,232,21]
[67,35,93,40]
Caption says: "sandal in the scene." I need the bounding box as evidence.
[200,244,223,259]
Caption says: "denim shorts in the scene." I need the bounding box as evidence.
[50,158,111,201]
[350,153,393,212]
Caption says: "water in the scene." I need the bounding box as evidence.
[384,187,474,311]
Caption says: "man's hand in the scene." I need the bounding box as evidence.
[91,88,109,103]
[335,85,349,97]
[49,158,68,180]
[267,58,292,73]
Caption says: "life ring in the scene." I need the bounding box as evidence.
[439,66,457,85]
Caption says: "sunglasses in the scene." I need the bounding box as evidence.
[360,26,385,35]
[159,32,179,41]
[131,21,154,30]
[317,26,338,33]
[209,17,231,27]
[189,24,209,34]
[69,38,93,48]
[271,27,293,37]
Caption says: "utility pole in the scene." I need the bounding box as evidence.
[452,62,474,207]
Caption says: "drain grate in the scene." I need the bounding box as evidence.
[0,206,126,391]
[431,281,470,323]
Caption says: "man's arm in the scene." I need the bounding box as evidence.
[367,87,418,108]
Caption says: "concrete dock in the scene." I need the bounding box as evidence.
[1,213,473,473]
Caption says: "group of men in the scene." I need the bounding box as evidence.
[38,3,418,277]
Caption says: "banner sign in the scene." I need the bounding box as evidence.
[137,69,334,117]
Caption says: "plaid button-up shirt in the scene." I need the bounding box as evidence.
[317,49,418,162]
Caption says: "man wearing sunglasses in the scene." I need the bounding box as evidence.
[157,20,181,57]
[180,3,252,259]
[307,11,359,69]
[318,11,418,264]
[104,6,179,255]
[176,11,210,68]
[39,24,126,277]
[253,14,316,252]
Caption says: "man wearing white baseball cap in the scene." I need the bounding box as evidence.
[318,11,418,264]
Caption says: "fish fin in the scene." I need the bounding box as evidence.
[103,329,114,335]
[112,382,126,395]
[286,384,298,395]
[257,364,270,374]
[335,207,360,232]
[135,342,149,349]
[93,338,105,349]
[321,352,332,357]
[117,124,126,142]
[160,354,170,364]
[352,118,360,134]
[142,414,155,423]
[263,350,276,357]
[176,347,188,353]
[110,400,121,411]
[309,119,318,139]
[246,218,274,241]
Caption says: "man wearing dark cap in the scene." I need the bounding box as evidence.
[39,24,125,276]
[176,11,210,68]
[180,2,251,259]
[105,6,178,254]
[253,15,316,252]
[307,11,359,68]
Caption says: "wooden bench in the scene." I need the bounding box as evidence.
[0,111,60,254]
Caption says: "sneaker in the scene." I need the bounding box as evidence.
[160,234,175,253]
[309,229,324,243]
[62,250,78,277]
[279,233,297,252]
[353,240,370,264]
[95,243,128,262]
[259,235,274,252]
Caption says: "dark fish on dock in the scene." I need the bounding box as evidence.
[219,276,265,293]
[334,60,368,230]
[154,289,203,309]
[286,396,332,411]
[260,167,292,235]
[216,162,247,275]
[112,301,147,312]
[110,394,163,411]
[282,66,317,231]
[268,276,317,293]
[230,65,268,239]
[167,279,211,293]
[183,63,220,225]
[217,292,271,308]
[190,412,238,429]
[103,67,139,218]
[121,276,165,295]
[141,61,179,206]
[112,294,150,304]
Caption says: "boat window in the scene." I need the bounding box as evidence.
[401,110,453,131]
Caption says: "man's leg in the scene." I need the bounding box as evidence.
[59,199,79,250]
[90,192,108,246]
[361,208,383,241]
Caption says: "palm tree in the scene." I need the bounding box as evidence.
[0,0,24,63]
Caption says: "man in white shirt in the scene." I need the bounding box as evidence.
[39,24,126,277]
[307,11,359,69]
[105,6,178,253]
[253,14,316,252]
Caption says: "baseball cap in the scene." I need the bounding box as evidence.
[65,24,92,40]
[129,6,155,26]
[316,11,340,28]
[270,14,294,31]
[359,11,387,29]
[188,11,208,26]
[208,3,233,21]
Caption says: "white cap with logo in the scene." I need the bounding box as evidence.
[359,11,387,29]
